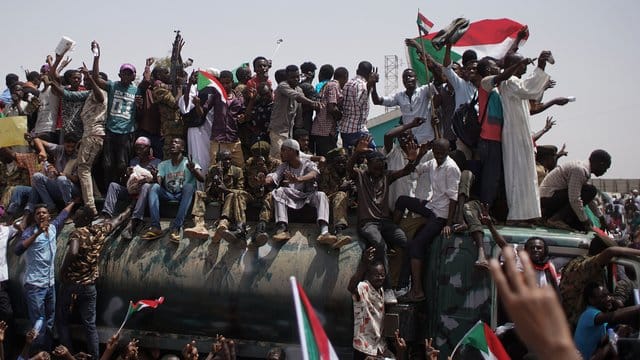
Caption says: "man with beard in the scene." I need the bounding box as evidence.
[265,139,333,243]
[523,237,559,289]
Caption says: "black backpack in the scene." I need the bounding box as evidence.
[451,93,482,149]
[451,92,488,149]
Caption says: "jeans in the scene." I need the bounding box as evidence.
[358,219,410,289]
[394,196,447,260]
[340,131,377,152]
[56,283,99,360]
[31,173,80,210]
[148,183,195,229]
[7,185,34,215]
[102,182,150,220]
[24,283,55,351]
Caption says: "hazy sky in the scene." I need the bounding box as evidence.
[4,0,638,177]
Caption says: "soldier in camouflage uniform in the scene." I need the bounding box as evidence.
[184,151,245,245]
[152,82,183,159]
[0,148,40,217]
[559,235,640,328]
[317,148,353,248]
[57,206,131,359]
[244,141,280,246]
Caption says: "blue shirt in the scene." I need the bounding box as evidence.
[15,210,69,287]
[0,88,12,107]
[574,305,607,359]
[106,81,137,134]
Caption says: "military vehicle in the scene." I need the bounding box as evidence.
[7,215,640,359]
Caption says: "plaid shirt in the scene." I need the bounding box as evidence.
[338,75,369,134]
[311,80,341,137]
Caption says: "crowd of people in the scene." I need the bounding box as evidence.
[0,18,635,360]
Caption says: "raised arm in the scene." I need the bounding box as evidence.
[91,41,108,90]
[81,63,105,103]
[595,305,640,326]
[383,117,425,153]
[529,97,570,115]
[532,116,555,142]
[480,211,508,248]
[506,26,529,56]
[348,247,375,299]
[388,141,429,184]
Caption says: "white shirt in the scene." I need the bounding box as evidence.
[381,84,436,144]
[444,65,477,110]
[415,156,461,218]
[0,225,17,282]
[34,87,60,135]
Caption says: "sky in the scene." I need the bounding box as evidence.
[4,0,639,178]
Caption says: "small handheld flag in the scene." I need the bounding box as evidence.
[117,297,165,335]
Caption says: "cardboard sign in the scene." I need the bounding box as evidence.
[0,116,28,147]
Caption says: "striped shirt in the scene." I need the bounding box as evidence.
[339,76,369,134]
[539,160,600,222]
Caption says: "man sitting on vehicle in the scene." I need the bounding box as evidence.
[265,139,334,244]
[540,149,611,231]
[141,138,204,243]
[349,135,420,304]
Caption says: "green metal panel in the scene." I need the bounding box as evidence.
[368,116,401,146]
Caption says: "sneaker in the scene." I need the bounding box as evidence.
[272,222,291,242]
[384,289,398,305]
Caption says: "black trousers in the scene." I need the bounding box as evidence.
[541,184,598,230]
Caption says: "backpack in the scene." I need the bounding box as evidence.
[451,92,488,149]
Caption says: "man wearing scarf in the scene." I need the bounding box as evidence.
[523,237,559,289]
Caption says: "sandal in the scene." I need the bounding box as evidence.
[169,228,182,244]
[141,227,163,240]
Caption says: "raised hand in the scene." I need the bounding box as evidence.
[394,329,407,356]
[354,135,373,154]
[367,67,379,85]
[543,116,556,131]
[409,117,425,128]
[0,320,6,342]
[146,57,155,67]
[405,141,419,162]
[124,338,139,360]
[557,143,568,157]
[53,344,71,358]
[105,332,120,352]
[425,338,440,360]
[488,249,580,360]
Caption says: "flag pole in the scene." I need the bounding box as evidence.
[290,276,310,360]
[416,9,431,84]
[116,301,132,336]
[417,10,440,139]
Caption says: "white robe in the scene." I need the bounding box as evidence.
[499,67,550,220]
[179,85,212,191]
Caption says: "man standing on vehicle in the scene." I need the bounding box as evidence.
[57,207,130,359]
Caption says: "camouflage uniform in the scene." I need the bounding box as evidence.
[186,164,245,240]
[317,163,349,229]
[58,222,113,359]
[244,155,281,223]
[559,255,605,327]
[0,152,40,208]
[152,86,183,159]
